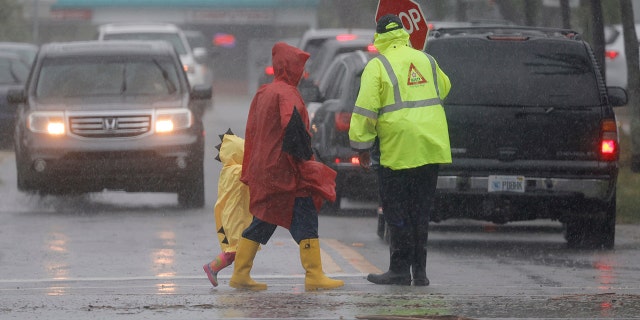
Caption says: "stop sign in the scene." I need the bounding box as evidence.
[376,0,429,50]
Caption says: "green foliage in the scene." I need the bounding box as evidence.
[616,127,640,224]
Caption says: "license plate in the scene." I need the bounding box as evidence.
[488,175,525,193]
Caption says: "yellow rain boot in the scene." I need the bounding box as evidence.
[229,238,267,291]
[299,238,344,291]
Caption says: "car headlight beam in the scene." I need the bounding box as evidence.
[28,111,66,135]
[155,109,192,133]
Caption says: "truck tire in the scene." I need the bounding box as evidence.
[565,196,616,249]
[177,164,205,209]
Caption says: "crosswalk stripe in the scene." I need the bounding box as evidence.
[322,238,382,274]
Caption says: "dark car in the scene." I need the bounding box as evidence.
[257,28,374,91]
[310,50,379,211]
[299,37,376,104]
[316,27,626,248]
[0,52,30,148]
[9,40,212,208]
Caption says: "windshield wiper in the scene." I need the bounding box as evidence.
[120,66,127,94]
[152,59,176,94]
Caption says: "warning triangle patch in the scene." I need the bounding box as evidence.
[407,63,427,86]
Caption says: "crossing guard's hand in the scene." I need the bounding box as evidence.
[358,150,372,171]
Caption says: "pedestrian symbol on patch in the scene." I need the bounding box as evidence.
[407,63,427,86]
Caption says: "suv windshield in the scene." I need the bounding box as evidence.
[103,33,187,55]
[428,38,600,107]
[35,56,179,98]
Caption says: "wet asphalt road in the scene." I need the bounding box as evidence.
[1,85,640,319]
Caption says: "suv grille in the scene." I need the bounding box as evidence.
[69,114,151,138]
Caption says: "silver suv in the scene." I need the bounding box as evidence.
[97,23,213,89]
[9,40,211,208]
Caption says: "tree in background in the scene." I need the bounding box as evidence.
[0,0,30,41]
[619,0,640,172]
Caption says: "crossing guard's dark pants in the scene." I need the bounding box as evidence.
[379,164,439,278]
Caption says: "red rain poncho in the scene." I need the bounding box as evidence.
[241,42,336,229]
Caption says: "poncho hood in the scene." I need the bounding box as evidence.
[272,41,310,86]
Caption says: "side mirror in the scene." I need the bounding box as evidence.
[299,80,322,104]
[607,86,628,107]
[193,47,209,64]
[7,89,26,104]
[191,84,213,100]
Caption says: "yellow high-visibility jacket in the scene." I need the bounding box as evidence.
[349,28,452,170]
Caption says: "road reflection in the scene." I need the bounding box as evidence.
[152,230,176,293]
[45,229,69,295]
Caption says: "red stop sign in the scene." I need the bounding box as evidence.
[376,0,428,50]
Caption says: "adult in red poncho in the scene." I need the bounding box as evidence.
[229,42,344,291]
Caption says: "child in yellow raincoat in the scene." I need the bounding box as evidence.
[203,131,255,287]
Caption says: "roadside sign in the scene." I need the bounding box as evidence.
[376,0,428,50]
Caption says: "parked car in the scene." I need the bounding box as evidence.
[298,28,374,58]
[0,52,30,148]
[300,37,376,103]
[97,23,213,90]
[323,27,625,248]
[9,40,211,208]
[184,29,215,81]
[257,29,374,91]
[604,23,640,89]
[310,50,379,211]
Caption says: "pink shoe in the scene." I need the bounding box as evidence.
[203,263,218,287]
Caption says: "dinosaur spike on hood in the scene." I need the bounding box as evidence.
[215,143,222,151]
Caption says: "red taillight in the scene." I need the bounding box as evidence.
[264,66,274,76]
[213,33,236,48]
[600,119,618,161]
[334,156,360,165]
[334,112,352,131]
[336,34,358,41]
[605,50,619,60]
[367,44,378,53]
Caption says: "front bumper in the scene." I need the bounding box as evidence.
[19,130,203,193]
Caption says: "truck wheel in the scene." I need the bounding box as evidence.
[565,197,616,249]
[177,165,205,209]
[320,195,341,215]
[15,152,37,193]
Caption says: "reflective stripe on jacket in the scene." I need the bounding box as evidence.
[349,28,452,170]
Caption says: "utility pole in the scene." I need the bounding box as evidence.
[31,0,39,44]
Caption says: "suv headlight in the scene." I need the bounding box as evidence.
[28,111,66,135]
[155,108,192,133]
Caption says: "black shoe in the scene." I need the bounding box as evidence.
[413,277,430,286]
[367,271,411,285]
